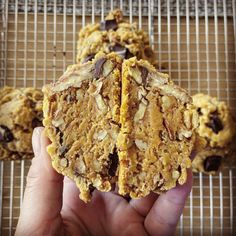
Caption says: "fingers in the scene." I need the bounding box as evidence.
[145,170,193,236]
[16,128,64,236]
[129,192,159,217]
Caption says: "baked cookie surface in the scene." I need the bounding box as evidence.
[0,87,43,160]
[77,9,157,66]
[117,58,198,198]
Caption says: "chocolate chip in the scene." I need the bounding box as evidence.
[32,118,43,128]
[140,66,148,85]
[94,57,107,79]
[100,19,118,31]
[109,44,134,59]
[206,111,223,134]
[204,155,222,172]
[108,149,119,177]
[197,108,203,115]
[83,54,95,63]
[0,125,14,142]
[89,184,96,194]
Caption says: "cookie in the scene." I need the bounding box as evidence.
[192,93,236,174]
[193,93,235,148]
[117,58,198,198]
[76,9,157,66]
[0,87,43,160]
[43,53,122,202]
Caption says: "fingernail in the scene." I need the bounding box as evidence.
[32,127,43,157]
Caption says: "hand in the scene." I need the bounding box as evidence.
[16,127,192,236]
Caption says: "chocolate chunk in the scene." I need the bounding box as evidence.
[100,19,118,31]
[32,118,43,128]
[89,184,96,194]
[109,44,134,59]
[94,58,107,79]
[204,155,222,172]
[83,54,95,63]
[140,66,148,85]
[0,125,14,142]
[206,111,223,134]
[197,108,203,115]
[108,149,119,177]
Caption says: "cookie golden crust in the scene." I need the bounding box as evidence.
[0,87,43,160]
[76,9,157,66]
[117,58,198,198]
[43,53,122,202]
[192,93,236,174]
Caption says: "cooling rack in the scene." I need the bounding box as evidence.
[0,0,236,235]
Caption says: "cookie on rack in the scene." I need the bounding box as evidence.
[0,87,43,160]
[117,57,198,198]
[192,93,236,174]
[77,9,157,66]
[43,53,122,202]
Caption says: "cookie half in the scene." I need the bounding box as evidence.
[43,53,122,202]
[117,58,198,198]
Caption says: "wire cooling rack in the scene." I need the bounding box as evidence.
[0,0,236,235]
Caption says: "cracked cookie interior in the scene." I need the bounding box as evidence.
[117,58,198,198]
[43,53,122,202]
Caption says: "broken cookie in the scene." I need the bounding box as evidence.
[117,57,198,198]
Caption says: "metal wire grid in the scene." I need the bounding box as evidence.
[0,0,236,235]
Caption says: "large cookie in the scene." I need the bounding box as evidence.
[192,93,236,174]
[77,9,157,66]
[43,53,197,202]
[117,58,198,198]
[43,53,122,202]
[0,87,43,160]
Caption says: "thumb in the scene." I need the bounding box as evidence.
[16,127,64,236]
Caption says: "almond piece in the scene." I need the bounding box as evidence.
[135,139,148,151]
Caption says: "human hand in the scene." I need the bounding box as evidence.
[15,127,192,236]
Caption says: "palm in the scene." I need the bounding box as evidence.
[59,178,157,236]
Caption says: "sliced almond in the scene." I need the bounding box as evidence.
[135,139,148,151]
[94,130,108,141]
[60,158,68,168]
[95,94,107,113]
[76,89,84,101]
[134,102,147,122]
[128,67,142,84]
